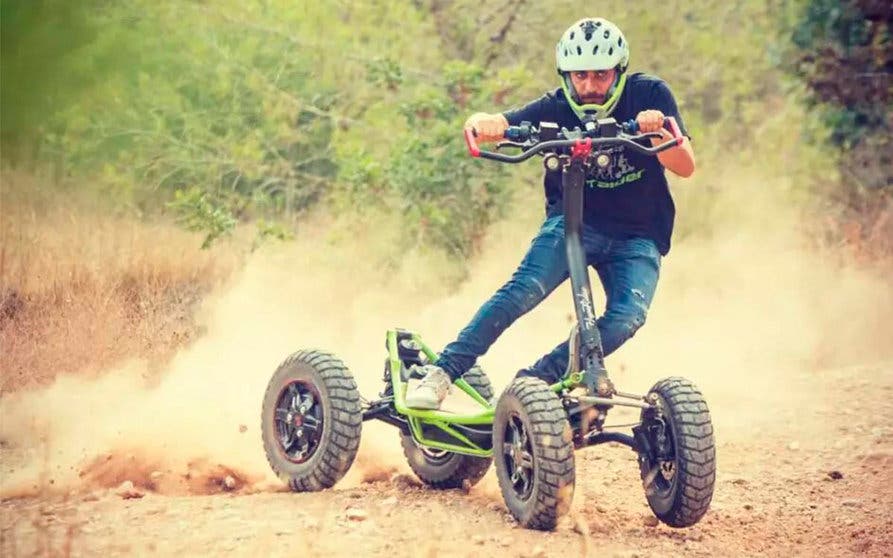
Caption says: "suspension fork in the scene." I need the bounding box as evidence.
[562,152,612,396]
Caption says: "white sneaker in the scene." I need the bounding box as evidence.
[405,365,451,410]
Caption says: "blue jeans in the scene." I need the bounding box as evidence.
[437,215,661,383]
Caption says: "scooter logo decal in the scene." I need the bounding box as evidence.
[576,287,597,329]
[585,147,644,189]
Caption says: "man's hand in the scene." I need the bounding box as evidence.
[635,109,696,178]
[635,109,665,133]
[464,112,509,143]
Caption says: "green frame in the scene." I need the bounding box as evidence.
[387,330,495,457]
[387,329,585,458]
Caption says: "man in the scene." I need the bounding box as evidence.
[406,17,695,410]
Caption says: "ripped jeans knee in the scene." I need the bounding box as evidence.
[597,310,647,356]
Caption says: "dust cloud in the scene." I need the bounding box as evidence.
[2,165,891,500]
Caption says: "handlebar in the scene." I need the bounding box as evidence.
[464,117,684,163]
[463,128,481,158]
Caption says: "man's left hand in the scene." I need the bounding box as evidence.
[636,110,665,133]
[635,109,696,178]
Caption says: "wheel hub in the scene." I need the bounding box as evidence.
[638,401,678,498]
[503,415,534,499]
[274,381,322,464]
[660,460,675,480]
[419,445,449,461]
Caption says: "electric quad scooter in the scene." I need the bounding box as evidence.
[261,116,715,531]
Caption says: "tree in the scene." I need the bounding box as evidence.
[790,0,892,191]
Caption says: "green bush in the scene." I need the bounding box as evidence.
[788,0,892,190]
[5,0,888,261]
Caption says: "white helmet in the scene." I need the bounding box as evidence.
[556,18,629,72]
[556,18,630,119]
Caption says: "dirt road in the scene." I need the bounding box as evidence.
[2,361,891,558]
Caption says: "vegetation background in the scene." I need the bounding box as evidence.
[1,0,891,389]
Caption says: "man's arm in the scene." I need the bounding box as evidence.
[464,94,551,143]
[655,131,695,178]
[636,109,696,178]
[640,80,696,178]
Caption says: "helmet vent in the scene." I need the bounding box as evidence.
[557,18,628,79]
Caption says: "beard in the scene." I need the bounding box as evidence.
[580,95,605,104]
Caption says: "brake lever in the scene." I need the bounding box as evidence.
[495,140,533,152]
[632,131,665,141]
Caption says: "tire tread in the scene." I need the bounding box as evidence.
[496,377,575,531]
[644,376,715,528]
[261,350,362,492]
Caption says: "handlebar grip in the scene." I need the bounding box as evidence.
[504,126,531,141]
[665,116,684,146]
[464,128,480,158]
[625,118,681,145]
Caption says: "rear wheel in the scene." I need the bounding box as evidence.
[261,350,362,491]
[401,366,493,489]
[493,377,575,531]
[638,377,715,527]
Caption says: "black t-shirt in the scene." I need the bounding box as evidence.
[502,72,689,255]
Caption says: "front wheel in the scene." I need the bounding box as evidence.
[261,350,363,491]
[493,377,575,531]
[637,376,715,528]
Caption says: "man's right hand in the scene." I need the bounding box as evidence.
[463,112,509,143]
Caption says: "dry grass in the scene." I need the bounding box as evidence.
[0,171,242,393]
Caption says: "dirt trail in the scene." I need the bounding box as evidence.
[3,182,893,557]
[2,362,891,558]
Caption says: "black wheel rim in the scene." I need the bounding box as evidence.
[273,380,324,464]
[502,414,535,500]
[646,453,678,498]
[641,396,679,499]
[419,444,452,464]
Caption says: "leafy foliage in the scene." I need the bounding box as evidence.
[2,0,890,259]
[0,0,113,161]
[167,188,237,249]
[788,0,892,190]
